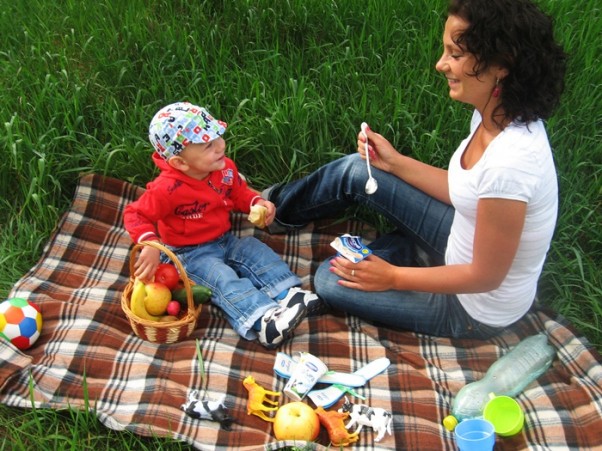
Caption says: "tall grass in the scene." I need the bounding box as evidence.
[1,0,600,447]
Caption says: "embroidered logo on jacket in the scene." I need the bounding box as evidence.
[174,200,208,219]
[167,180,184,195]
[221,169,234,186]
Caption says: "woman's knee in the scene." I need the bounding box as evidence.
[315,259,363,312]
[340,154,366,182]
[314,259,340,305]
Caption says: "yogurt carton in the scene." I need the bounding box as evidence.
[283,352,329,401]
[330,234,372,263]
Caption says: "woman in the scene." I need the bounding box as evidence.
[263,0,567,339]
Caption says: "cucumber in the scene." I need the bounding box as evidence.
[171,285,212,306]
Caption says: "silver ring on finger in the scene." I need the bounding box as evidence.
[351,269,355,277]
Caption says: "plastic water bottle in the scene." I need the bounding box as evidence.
[443,333,556,431]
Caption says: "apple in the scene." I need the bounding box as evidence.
[144,282,172,315]
[273,401,320,442]
[154,263,180,290]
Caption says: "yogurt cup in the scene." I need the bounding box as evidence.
[283,353,329,401]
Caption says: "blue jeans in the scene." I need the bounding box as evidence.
[167,233,301,340]
[267,154,499,339]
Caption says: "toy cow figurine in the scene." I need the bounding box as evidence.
[338,396,393,442]
[242,375,281,422]
[315,406,360,447]
[181,390,234,430]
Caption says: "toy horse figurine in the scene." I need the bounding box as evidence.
[315,406,360,447]
[181,390,234,430]
[339,396,393,442]
[242,375,281,422]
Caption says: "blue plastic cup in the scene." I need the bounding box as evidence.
[454,418,496,451]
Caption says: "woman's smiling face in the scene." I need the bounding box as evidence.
[435,15,499,111]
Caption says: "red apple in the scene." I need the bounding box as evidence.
[273,401,320,442]
[154,263,180,290]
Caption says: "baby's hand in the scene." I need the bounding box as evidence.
[134,245,161,282]
[249,199,276,228]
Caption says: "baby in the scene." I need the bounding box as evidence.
[124,102,322,348]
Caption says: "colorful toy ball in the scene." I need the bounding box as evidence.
[0,298,43,350]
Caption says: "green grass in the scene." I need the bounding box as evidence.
[0,403,194,451]
[1,0,600,448]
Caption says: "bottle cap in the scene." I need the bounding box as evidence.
[443,415,458,431]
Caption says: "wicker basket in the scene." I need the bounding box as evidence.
[121,240,203,343]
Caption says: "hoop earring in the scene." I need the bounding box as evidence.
[492,78,501,98]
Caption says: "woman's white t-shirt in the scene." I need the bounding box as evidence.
[446,111,558,327]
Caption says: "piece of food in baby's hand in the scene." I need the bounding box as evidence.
[248,204,268,228]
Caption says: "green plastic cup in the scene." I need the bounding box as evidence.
[483,394,525,437]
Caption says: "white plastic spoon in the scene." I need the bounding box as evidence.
[361,122,378,195]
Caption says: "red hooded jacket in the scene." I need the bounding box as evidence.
[123,153,259,247]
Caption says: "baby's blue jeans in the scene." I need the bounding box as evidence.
[167,233,300,340]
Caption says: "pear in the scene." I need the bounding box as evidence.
[158,315,179,322]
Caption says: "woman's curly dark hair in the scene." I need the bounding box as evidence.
[448,0,567,126]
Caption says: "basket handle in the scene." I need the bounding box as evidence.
[128,240,196,312]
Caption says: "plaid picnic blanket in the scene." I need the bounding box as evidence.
[1,173,601,450]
